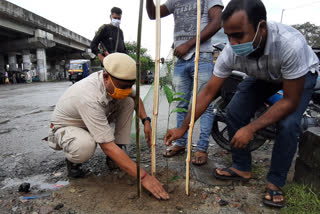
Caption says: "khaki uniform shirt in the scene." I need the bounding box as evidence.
[51,71,135,144]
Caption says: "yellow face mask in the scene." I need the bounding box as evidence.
[107,75,132,100]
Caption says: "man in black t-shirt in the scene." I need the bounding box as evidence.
[90,7,127,63]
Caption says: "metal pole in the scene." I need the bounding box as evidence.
[135,0,144,198]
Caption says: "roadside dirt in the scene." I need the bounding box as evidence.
[0,138,283,214]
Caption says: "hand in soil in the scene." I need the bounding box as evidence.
[142,174,169,200]
[164,128,185,146]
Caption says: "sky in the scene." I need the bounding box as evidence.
[6,0,320,59]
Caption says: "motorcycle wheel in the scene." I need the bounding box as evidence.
[211,96,269,152]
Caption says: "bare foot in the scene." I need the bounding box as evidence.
[216,167,252,179]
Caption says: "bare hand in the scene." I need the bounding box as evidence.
[104,51,109,56]
[164,128,185,146]
[174,43,191,59]
[231,126,254,149]
[144,121,152,147]
[142,174,169,200]
[98,54,105,63]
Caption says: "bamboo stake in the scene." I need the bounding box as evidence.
[135,0,144,198]
[186,0,201,196]
[151,0,161,176]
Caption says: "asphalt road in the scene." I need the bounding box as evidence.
[0,81,155,188]
[0,81,71,185]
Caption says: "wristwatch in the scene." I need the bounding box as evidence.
[141,116,151,125]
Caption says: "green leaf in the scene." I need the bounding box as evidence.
[172,97,189,103]
[170,175,182,181]
[164,85,173,104]
[171,108,188,113]
[173,92,185,96]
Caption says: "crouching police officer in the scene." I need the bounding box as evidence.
[47,53,169,200]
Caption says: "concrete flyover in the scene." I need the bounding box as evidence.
[0,0,95,82]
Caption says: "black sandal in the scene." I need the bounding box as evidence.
[213,167,250,182]
[263,187,285,208]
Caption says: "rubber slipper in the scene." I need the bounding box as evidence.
[263,187,285,208]
[192,151,208,165]
[213,167,250,182]
[163,145,185,157]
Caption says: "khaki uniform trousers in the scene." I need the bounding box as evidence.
[48,97,134,163]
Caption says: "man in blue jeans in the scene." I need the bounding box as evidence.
[164,0,319,208]
[146,0,224,165]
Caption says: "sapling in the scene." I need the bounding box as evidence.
[163,85,188,132]
[163,84,188,190]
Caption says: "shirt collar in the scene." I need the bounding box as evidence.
[263,22,273,55]
[98,70,112,102]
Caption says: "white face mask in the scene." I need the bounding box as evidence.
[111,18,121,27]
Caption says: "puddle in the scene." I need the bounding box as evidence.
[1,174,69,190]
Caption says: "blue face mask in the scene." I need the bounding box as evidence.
[231,22,262,56]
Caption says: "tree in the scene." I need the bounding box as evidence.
[91,42,155,82]
[125,42,155,83]
[292,22,320,48]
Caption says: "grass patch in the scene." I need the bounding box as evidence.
[281,183,320,214]
[252,164,267,179]
[170,175,182,181]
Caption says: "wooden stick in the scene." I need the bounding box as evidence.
[186,0,201,196]
[135,0,144,198]
[151,0,161,176]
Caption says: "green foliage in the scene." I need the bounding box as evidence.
[172,97,189,103]
[171,108,188,114]
[281,183,320,214]
[292,22,320,47]
[91,41,155,76]
[166,62,173,75]
[164,85,189,105]
[159,76,169,88]
[92,57,101,66]
[125,41,155,77]
[170,175,182,181]
[163,85,189,119]
[173,92,184,96]
[164,85,173,104]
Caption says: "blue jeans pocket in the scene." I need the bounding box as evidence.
[199,53,213,62]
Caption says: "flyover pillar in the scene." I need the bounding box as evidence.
[22,50,32,82]
[8,53,18,84]
[0,54,4,72]
[22,50,31,71]
[0,54,4,84]
[36,48,47,82]
[55,61,63,80]
[8,53,18,72]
